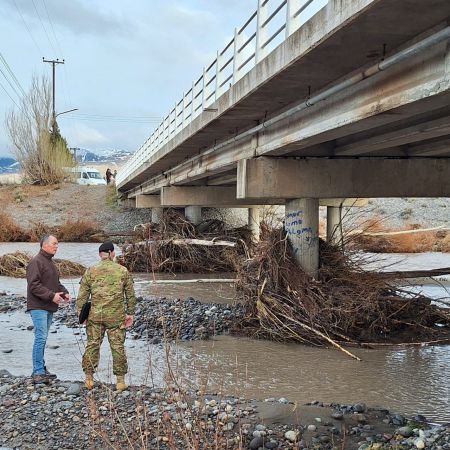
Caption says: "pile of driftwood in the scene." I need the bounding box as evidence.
[235,224,450,358]
[0,252,86,278]
[119,210,253,273]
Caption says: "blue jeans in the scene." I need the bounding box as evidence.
[30,310,53,375]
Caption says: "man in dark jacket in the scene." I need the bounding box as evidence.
[26,234,70,383]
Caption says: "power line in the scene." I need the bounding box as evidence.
[0,79,20,108]
[31,0,58,56]
[41,0,64,58]
[0,51,26,97]
[0,79,32,121]
[0,65,23,102]
[11,0,44,56]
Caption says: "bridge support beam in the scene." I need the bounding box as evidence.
[162,186,246,207]
[152,207,163,224]
[248,207,260,241]
[136,194,161,208]
[237,157,450,199]
[185,206,202,224]
[122,197,136,208]
[327,206,343,247]
[286,198,319,278]
[160,186,282,207]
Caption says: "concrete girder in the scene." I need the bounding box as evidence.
[334,117,450,156]
[237,157,450,199]
[160,186,278,207]
[135,194,161,208]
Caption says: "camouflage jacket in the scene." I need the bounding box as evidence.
[76,259,136,327]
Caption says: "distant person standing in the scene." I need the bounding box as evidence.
[105,168,112,184]
[113,169,117,182]
[77,241,136,391]
[26,235,70,383]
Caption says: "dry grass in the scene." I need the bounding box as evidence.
[0,251,85,277]
[57,219,102,242]
[352,219,449,253]
[0,212,103,243]
[0,212,28,242]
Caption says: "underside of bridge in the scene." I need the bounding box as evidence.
[118,0,450,277]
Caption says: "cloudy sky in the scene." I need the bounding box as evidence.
[0,0,256,156]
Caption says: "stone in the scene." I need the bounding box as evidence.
[415,438,425,449]
[66,383,81,396]
[397,426,413,437]
[249,436,264,449]
[307,425,317,432]
[332,411,344,420]
[354,403,367,413]
[284,430,298,442]
[391,414,406,426]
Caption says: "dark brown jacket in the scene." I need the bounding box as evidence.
[26,249,68,312]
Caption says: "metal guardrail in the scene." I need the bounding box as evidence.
[117,0,328,186]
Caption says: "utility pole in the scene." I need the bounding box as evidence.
[42,58,64,136]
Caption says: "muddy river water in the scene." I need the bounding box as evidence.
[0,243,449,422]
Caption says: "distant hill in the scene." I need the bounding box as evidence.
[70,148,132,164]
[0,149,133,174]
[0,157,18,173]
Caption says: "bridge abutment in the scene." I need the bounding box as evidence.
[285,198,319,278]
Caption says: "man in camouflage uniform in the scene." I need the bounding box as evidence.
[76,241,136,391]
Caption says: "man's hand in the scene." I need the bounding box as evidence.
[124,315,134,329]
[52,292,66,305]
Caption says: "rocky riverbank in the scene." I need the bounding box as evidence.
[0,370,449,450]
[0,293,246,342]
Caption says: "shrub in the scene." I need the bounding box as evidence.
[0,213,27,242]
[57,219,101,242]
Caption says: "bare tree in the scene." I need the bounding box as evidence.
[5,75,74,184]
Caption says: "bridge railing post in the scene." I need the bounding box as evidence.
[286,0,302,37]
[190,81,195,124]
[201,67,206,111]
[255,0,269,64]
[214,50,222,100]
[232,27,241,83]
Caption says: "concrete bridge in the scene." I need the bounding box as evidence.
[117,0,450,277]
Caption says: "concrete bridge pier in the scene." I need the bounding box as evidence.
[327,206,343,247]
[285,198,319,278]
[248,207,261,241]
[152,207,163,224]
[185,206,202,224]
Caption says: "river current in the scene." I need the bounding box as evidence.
[0,243,449,422]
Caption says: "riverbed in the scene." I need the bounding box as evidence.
[0,242,449,423]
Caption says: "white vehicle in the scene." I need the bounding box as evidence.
[66,167,107,186]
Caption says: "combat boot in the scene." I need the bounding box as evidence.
[85,373,94,390]
[116,375,128,391]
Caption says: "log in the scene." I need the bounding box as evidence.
[143,279,237,284]
[126,238,237,249]
[376,267,450,279]
[350,226,447,237]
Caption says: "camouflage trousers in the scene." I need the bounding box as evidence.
[82,322,127,376]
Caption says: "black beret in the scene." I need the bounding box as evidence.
[99,241,114,253]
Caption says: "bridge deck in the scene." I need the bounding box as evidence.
[118,0,450,195]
